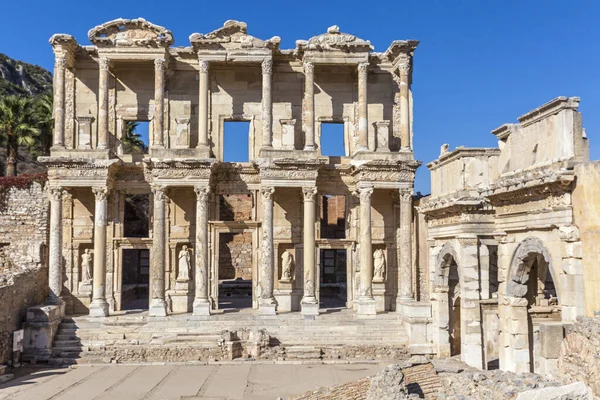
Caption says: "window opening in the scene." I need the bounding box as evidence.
[223,121,250,162]
[123,121,149,154]
[320,122,345,156]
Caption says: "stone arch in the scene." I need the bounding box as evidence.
[436,242,458,287]
[506,237,553,298]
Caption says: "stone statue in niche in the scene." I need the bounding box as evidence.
[373,248,386,282]
[280,250,294,282]
[81,249,92,283]
[177,245,191,281]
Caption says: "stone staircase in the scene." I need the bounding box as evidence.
[50,310,409,365]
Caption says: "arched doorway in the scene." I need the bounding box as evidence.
[434,243,461,358]
[446,254,461,356]
[503,237,559,373]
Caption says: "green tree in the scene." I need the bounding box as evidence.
[0,95,40,176]
[34,93,53,156]
[122,121,147,153]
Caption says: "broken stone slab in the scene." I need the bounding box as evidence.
[515,381,590,400]
[366,364,409,400]
[402,355,430,368]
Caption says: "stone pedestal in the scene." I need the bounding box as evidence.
[398,299,434,355]
[274,280,294,312]
[169,280,192,313]
[23,303,65,363]
[356,298,377,317]
[192,300,211,316]
[258,302,277,316]
[78,282,92,296]
[372,280,387,312]
[300,302,319,319]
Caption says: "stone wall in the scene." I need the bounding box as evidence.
[0,181,50,364]
[219,232,253,280]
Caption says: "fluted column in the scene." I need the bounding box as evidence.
[149,185,168,317]
[358,186,374,300]
[153,58,165,148]
[357,62,369,151]
[193,185,211,316]
[301,186,319,317]
[259,187,276,314]
[399,63,411,150]
[398,189,413,299]
[52,56,66,148]
[261,58,273,149]
[89,187,109,317]
[197,60,210,150]
[48,187,64,304]
[97,57,109,150]
[303,62,315,151]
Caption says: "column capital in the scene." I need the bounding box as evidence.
[92,187,108,201]
[399,189,413,203]
[261,58,273,75]
[358,62,369,74]
[154,57,166,72]
[48,187,64,201]
[302,186,317,201]
[398,62,410,76]
[357,186,373,202]
[151,185,167,201]
[303,61,314,74]
[54,56,67,70]
[194,185,211,200]
[261,186,275,200]
[457,235,479,247]
[198,59,209,73]
[98,57,110,71]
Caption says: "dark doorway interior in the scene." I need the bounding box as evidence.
[122,249,150,310]
[319,249,347,309]
[218,232,253,310]
[124,194,150,237]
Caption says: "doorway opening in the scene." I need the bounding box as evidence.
[319,249,347,309]
[218,232,253,310]
[123,121,149,154]
[223,121,250,162]
[320,195,346,239]
[121,249,150,310]
[123,194,150,237]
[446,255,461,356]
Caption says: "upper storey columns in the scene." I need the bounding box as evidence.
[261,58,273,149]
[357,62,369,151]
[97,57,110,150]
[52,57,66,148]
[197,59,210,153]
[153,58,166,148]
[303,62,316,151]
[398,63,411,150]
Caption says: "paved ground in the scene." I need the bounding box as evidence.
[0,363,387,400]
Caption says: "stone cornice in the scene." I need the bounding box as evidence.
[517,96,580,127]
[420,195,493,220]
[144,158,219,182]
[350,159,421,184]
[189,20,280,55]
[88,18,173,48]
[426,147,500,170]
[38,157,121,170]
[296,25,373,56]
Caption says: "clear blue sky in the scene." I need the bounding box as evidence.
[2,1,598,193]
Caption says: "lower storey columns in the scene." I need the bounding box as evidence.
[48,187,64,304]
[301,186,319,318]
[356,185,376,316]
[89,187,110,317]
[193,185,210,316]
[149,185,168,317]
[259,186,277,315]
[398,189,414,300]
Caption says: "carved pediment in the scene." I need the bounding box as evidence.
[88,18,174,48]
[296,25,373,53]
[189,20,280,51]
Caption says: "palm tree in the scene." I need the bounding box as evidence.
[122,121,147,153]
[34,93,53,156]
[0,95,40,176]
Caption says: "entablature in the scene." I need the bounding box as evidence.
[39,157,122,187]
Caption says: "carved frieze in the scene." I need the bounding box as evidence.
[88,18,174,48]
[146,158,218,180]
[40,158,121,182]
[351,159,420,183]
[190,20,280,51]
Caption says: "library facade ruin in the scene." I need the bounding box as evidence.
[9,18,599,377]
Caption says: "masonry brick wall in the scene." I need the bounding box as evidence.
[218,232,253,280]
[219,194,253,222]
[0,182,50,364]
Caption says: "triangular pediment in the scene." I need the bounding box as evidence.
[88,18,174,48]
[189,20,280,51]
[296,25,373,53]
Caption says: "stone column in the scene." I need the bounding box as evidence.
[261,58,273,149]
[153,58,166,148]
[398,189,414,300]
[48,187,64,304]
[52,56,66,148]
[193,185,211,316]
[357,185,376,315]
[97,57,109,150]
[149,185,168,317]
[89,187,109,317]
[197,60,210,151]
[259,186,277,315]
[398,63,411,150]
[303,62,316,151]
[301,186,319,317]
[357,62,369,151]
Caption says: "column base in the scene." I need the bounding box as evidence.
[301,300,319,319]
[303,145,316,151]
[195,145,212,158]
[148,299,168,317]
[192,299,211,316]
[258,302,277,316]
[356,297,377,317]
[89,299,109,317]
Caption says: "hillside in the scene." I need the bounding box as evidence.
[0,53,53,97]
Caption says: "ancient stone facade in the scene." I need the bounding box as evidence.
[42,18,421,324]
